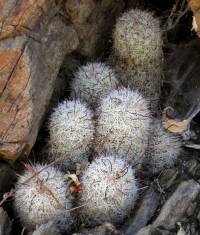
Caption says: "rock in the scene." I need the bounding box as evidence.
[31,221,60,235]
[153,180,200,230]
[0,0,50,40]
[158,169,183,191]
[0,162,16,197]
[0,1,79,161]
[65,0,124,57]
[135,225,170,235]
[123,188,159,235]
[0,207,12,235]
[78,223,120,235]
[183,159,200,178]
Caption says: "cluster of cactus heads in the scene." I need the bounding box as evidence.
[78,155,138,226]
[95,88,150,167]
[14,164,73,231]
[13,7,183,234]
[71,62,119,108]
[48,100,95,169]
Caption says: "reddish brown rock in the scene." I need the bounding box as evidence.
[0,0,50,40]
[0,1,79,161]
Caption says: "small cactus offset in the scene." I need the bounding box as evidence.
[48,100,95,169]
[14,164,73,231]
[111,9,163,109]
[78,155,138,226]
[71,62,119,108]
[95,88,150,167]
[144,119,182,174]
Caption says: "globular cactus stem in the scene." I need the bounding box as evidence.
[48,99,95,170]
[71,62,119,108]
[78,155,138,226]
[95,88,151,168]
[144,119,182,174]
[14,163,73,232]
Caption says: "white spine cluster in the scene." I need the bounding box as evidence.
[48,100,95,169]
[78,155,138,226]
[145,119,182,174]
[95,88,150,167]
[14,164,73,231]
[71,62,119,108]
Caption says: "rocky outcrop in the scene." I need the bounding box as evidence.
[0,1,79,161]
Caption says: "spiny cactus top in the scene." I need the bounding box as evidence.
[78,155,138,226]
[95,88,150,167]
[145,119,182,174]
[71,62,119,108]
[48,99,95,168]
[113,9,163,69]
[14,164,72,231]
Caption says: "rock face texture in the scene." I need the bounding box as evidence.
[0,1,79,161]
[65,0,124,57]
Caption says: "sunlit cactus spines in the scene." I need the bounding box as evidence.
[144,119,182,174]
[78,155,138,226]
[14,164,73,231]
[71,62,119,108]
[48,100,95,169]
[95,88,150,167]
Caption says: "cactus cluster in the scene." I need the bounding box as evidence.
[13,7,182,235]
[14,164,73,231]
[78,155,138,226]
[95,88,150,167]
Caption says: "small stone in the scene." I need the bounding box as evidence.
[123,188,159,235]
[135,225,170,235]
[153,180,200,230]
[80,223,120,235]
[0,207,12,235]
